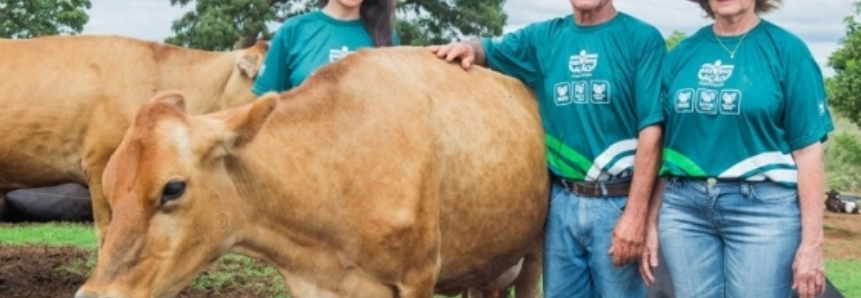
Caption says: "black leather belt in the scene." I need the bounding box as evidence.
[552,176,632,197]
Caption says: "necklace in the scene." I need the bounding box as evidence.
[715,29,749,59]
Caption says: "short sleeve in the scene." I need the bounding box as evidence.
[480,24,542,87]
[782,57,834,150]
[635,31,667,131]
[252,28,292,95]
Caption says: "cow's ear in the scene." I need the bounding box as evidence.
[223,92,278,148]
[236,53,261,79]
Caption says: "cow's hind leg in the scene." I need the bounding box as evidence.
[512,240,543,298]
[395,257,439,298]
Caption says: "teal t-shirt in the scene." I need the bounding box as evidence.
[253,10,400,95]
[481,12,666,182]
[661,20,834,187]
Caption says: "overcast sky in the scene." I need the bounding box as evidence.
[81,0,853,76]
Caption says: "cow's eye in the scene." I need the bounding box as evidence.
[161,181,186,203]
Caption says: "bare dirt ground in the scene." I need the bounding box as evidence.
[824,212,861,260]
[0,213,858,298]
[0,245,283,298]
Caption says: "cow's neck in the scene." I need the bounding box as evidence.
[155,50,235,113]
[226,87,359,272]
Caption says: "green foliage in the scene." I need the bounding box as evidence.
[827,1,861,127]
[165,0,507,50]
[0,0,91,38]
[825,131,861,193]
[395,0,507,46]
[665,30,686,51]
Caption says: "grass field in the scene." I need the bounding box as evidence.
[1,220,859,298]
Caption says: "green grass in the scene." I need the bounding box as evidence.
[0,222,97,249]
[826,259,861,298]
[1,223,859,298]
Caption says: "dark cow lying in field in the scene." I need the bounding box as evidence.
[76,47,549,298]
[0,184,92,223]
[825,189,859,214]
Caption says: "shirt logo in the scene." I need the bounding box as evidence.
[697,60,734,87]
[819,100,827,116]
[719,90,742,114]
[554,82,572,106]
[696,89,718,114]
[591,81,611,104]
[573,81,588,103]
[569,50,599,78]
[329,46,353,62]
[674,88,694,113]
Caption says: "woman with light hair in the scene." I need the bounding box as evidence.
[642,0,833,298]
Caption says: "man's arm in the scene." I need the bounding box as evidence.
[609,125,662,266]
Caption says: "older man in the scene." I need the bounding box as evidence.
[429,0,665,297]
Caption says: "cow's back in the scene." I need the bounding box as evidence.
[0,36,155,186]
[293,47,548,294]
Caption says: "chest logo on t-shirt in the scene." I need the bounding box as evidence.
[697,60,735,87]
[569,50,599,78]
[329,46,354,62]
[554,50,610,106]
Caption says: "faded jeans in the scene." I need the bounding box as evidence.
[659,177,801,298]
[543,182,645,298]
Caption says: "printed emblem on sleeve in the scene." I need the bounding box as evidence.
[719,90,742,114]
[696,89,718,114]
[698,60,735,87]
[675,88,695,113]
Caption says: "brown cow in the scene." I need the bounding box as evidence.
[75,46,549,298]
[0,35,268,245]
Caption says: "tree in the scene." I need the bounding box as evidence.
[0,0,92,38]
[165,0,507,51]
[825,132,861,192]
[827,1,861,127]
[665,30,686,51]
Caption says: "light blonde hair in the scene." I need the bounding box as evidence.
[688,0,782,18]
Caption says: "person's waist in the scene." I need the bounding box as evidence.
[551,174,633,197]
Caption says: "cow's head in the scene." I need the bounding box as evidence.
[75,91,278,298]
[222,40,270,109]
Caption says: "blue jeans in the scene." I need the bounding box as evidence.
[543,182,645,298]
[659,177,801,298]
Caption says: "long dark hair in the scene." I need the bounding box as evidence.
[318,0,395,47]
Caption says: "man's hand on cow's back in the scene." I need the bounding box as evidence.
[428,42,479,70]
[609,209,646,266]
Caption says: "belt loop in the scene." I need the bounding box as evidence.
[600,183,608,197]
[741,181,750,196]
